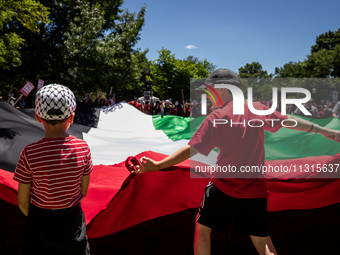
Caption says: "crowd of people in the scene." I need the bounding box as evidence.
[287,99,339,119]
[128,98,195,117]
[127,97,340,119]
[318,101,340,118]
[2,91,340,119]
[1,91,30,108]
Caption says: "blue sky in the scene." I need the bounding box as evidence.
[122,0,340,75]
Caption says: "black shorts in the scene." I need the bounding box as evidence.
[196,183,269,237]
[22,203,90,255]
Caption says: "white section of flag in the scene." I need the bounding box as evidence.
[83,102,218,166]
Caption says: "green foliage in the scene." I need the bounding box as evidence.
[275,28,340,78]
[238,62,271,79]
[0,0,50,69]
[311,28,340,53]
[0,0,147,96]
[0,32,24,68]
[305,45,340,78]
[150,47,216,100]
[0,0,50,32]
[238,62,272,100]
[274,61,306,78]
[183,56,216,78]
[61,1,147,94]
[272,28,340,103]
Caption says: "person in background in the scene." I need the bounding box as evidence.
[18,97,27,109]
[289,104,297,115]
[332,101,340,118]
[129,97,142,111]
[93,98,100,107]
[176,101,183,116]
[294,98,319,118]
[324,102,334,118]
[143,100,152,115]
[154,101,162,115]
[104,99,110,106]
[318,105,324,119]
[6,92,16,106]
[169,100,176,115]
[99,98,105,107]
[191,100,201,118]
[163,100,171,115]
[109,96,115,106]
[183,102,191,117]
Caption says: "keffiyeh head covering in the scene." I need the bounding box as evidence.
[35,84,76,120]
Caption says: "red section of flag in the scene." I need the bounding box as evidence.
[0,169,17,205]
[1,151,340,238]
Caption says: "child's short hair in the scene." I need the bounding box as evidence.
[35,84,76,125]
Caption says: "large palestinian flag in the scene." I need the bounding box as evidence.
[0,101,339,238]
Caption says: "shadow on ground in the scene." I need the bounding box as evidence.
[1,199,339,255]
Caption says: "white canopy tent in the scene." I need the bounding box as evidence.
[137,96,160,102]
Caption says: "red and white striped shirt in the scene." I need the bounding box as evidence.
[14,136,93,209]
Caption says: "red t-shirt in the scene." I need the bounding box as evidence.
[144,104,151,114]
[184,107,191,117]
[14,136,93,209]
[318,111,324,118]
[129,101,142,111]
[190,100,287,198]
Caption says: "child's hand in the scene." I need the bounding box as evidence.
[323,130,340,143]
[131,157,159,174]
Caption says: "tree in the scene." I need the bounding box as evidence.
[238,62,272,100]
[311,28,340,53]
[304,45,340,78]
[183,56,216,78]
[0,0,147,96]
[0,0,50,69]
[274,61,306,78]
[61,1,147,94]
[238,62,271,79]
[150,48,215,100]
[275,28,340,78]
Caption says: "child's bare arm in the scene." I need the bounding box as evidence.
[81,174,90,197]
[132,145,198,174]
[285,115,340,142]
[17,183,31,216]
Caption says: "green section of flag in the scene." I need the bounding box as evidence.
[152,115,340,160]
[152,115,205,141]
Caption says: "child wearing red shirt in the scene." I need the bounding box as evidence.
[14,84,92,255]
[131,69,340,255]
